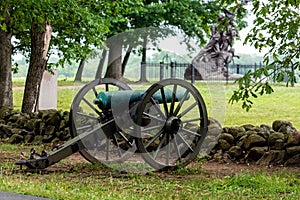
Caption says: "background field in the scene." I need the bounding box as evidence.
[0,144,299,200]
[4,79,300,199]
[12,79,300,129]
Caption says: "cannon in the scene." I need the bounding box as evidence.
[16,78,208,171]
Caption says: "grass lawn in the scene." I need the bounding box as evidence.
[5,80,300,199]
[0,144,299,200]
[12,77,92,87]
[13,81,300,129]
[222,83,300,129]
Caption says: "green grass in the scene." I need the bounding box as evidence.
[131,81,300,129]
[222,83,300,129]
[12,81,300,129]
[5,81,300,199]
[12,78,26,87]
[12,77,92,87]
[0,159,299,199]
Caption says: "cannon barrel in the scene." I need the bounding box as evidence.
[93,89,190,110]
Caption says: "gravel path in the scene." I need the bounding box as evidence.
[0,192,52,200]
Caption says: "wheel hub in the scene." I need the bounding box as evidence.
[165,116,182,134]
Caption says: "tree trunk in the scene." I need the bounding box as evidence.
[74,59,85,81]
[22,21,52,113]
[139,35,148,82]
[0,15,13,108]
[105,36,122,79]
[95,50,107,79]
[122,46,132,76]
[142,36,147,63]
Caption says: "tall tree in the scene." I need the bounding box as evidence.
[103,1,144,79]
[105,39,123,79]
[22,21,52,113]
[0,3,13,107]
[0,0,133,112]
[95,50,108,79]
[74,59,85,82]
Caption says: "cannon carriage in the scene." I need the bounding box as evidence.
[17,78,208,172]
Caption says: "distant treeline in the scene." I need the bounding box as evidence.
[12,52,264,79]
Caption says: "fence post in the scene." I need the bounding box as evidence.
[140,61,148,82]
[171,62,175,79]
[291,64,295,87]
[273,65,277,83]
[226,64,229,84]
[191,64,195,84]
[237,64,240,74]
[160,62,164,81]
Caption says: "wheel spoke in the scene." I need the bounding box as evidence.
[117,131,133,147]
[82,97,102,116]
[169,84,177,116]
[93,139,101,157]
[166,133,170,165]
[173,135,181,158]
[173,90,189,116]
[181,117,202,124]
[177,102,197,119]
[112,134,122,158]
[181,128,201,137]
[106,137,110,160]
[150,98,166,120]
[76,111,98,120]
[176,133,194,153]
[142,112,165,122]
[153,133,166,159]
[79,118,114,132]
[92,87,98,98]
[160,88,169,117]
[77,124,94,131]
[145,129,164,148]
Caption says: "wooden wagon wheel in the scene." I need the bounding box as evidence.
[135,79,208,171]
[69,78,136,165]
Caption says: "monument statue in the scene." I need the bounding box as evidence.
[185,0,251,80]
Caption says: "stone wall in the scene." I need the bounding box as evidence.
[0,107,70,145]
[0,106,299,167]
[208,119,300,167]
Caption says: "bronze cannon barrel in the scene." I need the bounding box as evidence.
[94,89,190,110]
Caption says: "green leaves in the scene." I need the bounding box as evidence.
[228,65,276,111]
[221,0,300,111]
[0,23,7,31]
[1,0,145,67]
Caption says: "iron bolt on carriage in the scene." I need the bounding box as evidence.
[16,78,208,172]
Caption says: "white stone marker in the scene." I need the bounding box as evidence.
[38,69,58,110]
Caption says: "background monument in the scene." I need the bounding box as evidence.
[185,1,251,81]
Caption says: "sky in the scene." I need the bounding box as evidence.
[154,5,268,63]
[151,19,264,63]
[13,5,265,63]
[233,14,266,56]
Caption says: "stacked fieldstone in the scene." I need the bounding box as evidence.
[209,120,300,167]
[0,106,299,167]
[0,107,70,145]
